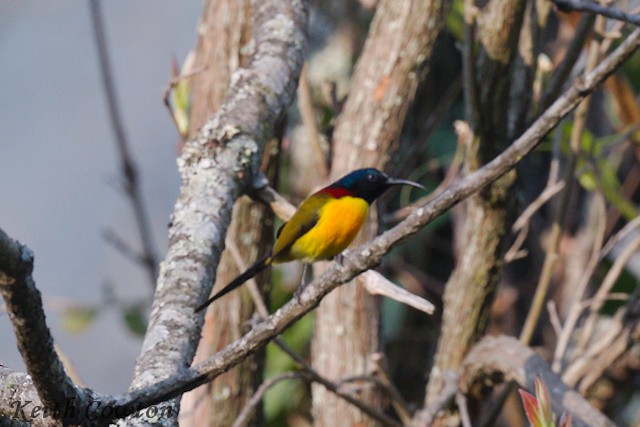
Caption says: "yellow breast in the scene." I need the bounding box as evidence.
[289,196,369,262]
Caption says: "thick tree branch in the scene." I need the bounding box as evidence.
[554,0,640,26]
[457,335,615,427]
[120,0,307,425]
[0,229,97,426]
[0,366,51,426]
[178,1,263,425]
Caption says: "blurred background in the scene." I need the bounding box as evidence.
[0,1,200,393]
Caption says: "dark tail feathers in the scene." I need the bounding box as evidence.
[195,254,272,312]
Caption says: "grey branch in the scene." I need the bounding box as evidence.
[0,229,98,426]
[120,0,308,425]
[458,335,615,427]
[554,0,640,26]
[0,366,51,427]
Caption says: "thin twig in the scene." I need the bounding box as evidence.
[547,300,563,337]
[599,214,640,259]
[551,193,607,371]
[456,392,473,427]
[89,0,159,289]
[371,352,413,424]
[553,0,640,26]
[540,12,596,112]
[231,372,302,427]
[102,228,150,269]
[463,0,479,127]
[520,15,605,345]
[577,235,640,351]
[505,180,566,262]
[562,308,626,387]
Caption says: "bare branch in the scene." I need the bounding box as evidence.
[89,0,159,289]
[554,0,640,26]
[457,335,615,427]
[122,0,308,424]
[231,372,303,427]
[0,229,97,425]
[360,270,435,315]
[540,12,596,111]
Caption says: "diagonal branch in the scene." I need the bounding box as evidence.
[0,229,98,425]
[457,335,615,427]
[121,0,308,425]
[554,0,640,26]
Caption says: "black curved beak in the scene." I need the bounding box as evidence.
[386,177,426,190]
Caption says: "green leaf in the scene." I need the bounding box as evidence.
[534,377,553,426]
[62,306,99,334]
[578,168,597,191]
[445,0,465,41]
[597,159,638,221]
[122,305,147,336]
[170,52,195,137]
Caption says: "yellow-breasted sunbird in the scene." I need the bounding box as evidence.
[195,167,423,312]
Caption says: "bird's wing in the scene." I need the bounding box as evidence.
[272,195,325,260]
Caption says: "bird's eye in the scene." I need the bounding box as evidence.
[367,173,375,181]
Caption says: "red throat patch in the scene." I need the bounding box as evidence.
[316,187,354,198]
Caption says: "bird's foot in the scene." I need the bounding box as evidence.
[294,283,306,302]
[294,263,309,302]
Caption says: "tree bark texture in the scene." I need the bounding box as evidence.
[424,0,535,419]
[179,1,271,426]
[122,1,307,425]
[312,0,447,425]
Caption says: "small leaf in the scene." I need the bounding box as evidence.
[597,159,638,221]
[122,305,147,336]
[578,168,597,190]
[62,306,99,334]
[170,51,195,138]
[519,389,544,427]
[534,377,553,426]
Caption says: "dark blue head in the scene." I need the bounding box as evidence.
[327,168,424,204]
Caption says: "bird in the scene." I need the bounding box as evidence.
[195,167,424,312]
